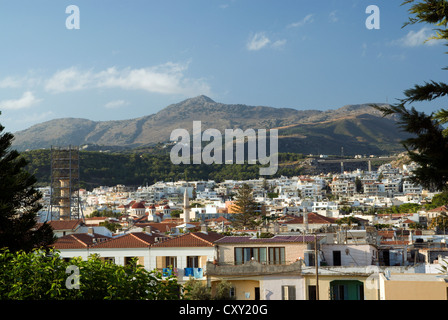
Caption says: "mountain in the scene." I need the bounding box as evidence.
[11,95,409,155]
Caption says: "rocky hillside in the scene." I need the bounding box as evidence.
[11,95,408,155]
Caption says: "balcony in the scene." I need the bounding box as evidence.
[206,260,303,277]
[161,267,205,280]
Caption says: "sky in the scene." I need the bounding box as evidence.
[0,0,446,133]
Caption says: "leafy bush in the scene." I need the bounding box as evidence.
[0,248,181,300]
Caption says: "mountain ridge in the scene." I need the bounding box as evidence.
[11,96,407,155]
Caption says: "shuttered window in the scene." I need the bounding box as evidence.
[282,285,296,300]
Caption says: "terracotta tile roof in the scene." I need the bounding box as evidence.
[283,213,337,225]
[378,230,395,239]
[215,235,319,244]
[429,205,448,212]
[93,232,168,248]
[52,233,110,250]
[380,240,410,245]
[152,232,224,248]
[135,222,179,233]
[40,219,84,231]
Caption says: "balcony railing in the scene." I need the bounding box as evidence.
[206,260,303,276]
[161,267,205,279]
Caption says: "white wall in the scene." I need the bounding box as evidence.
[321,244,376,266]
[260,275,305,300]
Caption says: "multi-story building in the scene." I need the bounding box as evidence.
[330,179,355,197]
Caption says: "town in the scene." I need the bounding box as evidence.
[36,157,448,300]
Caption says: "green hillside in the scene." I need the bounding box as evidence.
[22,149,307,190]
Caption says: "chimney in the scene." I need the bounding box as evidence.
[304,212,309,234]
[183,188,190,223]
[88,227,94,236]
[145,226,153,235]
[201,222,208,234]
[408,229,414,244]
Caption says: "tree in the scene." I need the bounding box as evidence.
[183,278,211,300]
[429,212,448,232]
[0,248,181,300]
[425,191,448,209]
[355,176,363,193]
[213,280,235,300]
[231,184,261,229]
[0,116,55,252]
[374,0,448,192]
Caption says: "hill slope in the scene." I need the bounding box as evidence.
[11,95,408,155]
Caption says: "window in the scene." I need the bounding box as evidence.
[124,256,136,266]
[282,286,296,300]
[234,247,267,265]
[187,256,199,268]
[229,287,236,299]
[165,256,177,268]
[234,247,285,265]
[269,247,285,265]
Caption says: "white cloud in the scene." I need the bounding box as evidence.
[0,77,22,88]
[45,67,92,93]
[0,91,41,110]
[287,14,314,28]
[329,11,338,23]
[246,32,271,51]
[0,74,42,89]
[362,43,367,57]
[45,62,211,96]
[104,99,130,109]
[392,27,439,47]
[272,39,287,49]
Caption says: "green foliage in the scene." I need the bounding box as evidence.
[184,278,235,300]
[402,0,448,42]
[99,221,121,233]
[375,0,448,192]
[398,203,422,213]
[373,223,392,230]
[213,280,236,300]
[183,278,211,300]
[267,192,279,199]
[336,216,359,226]
[231,184,262,229]
[258,232,274,238]
[375,203,422,214]
[170,209,182,218]
[0,248,181,300]
[22,150,305,189]
[90,209,121,218]
[426,191,448,209]
[429,212,448,231]
[0,118,55,252]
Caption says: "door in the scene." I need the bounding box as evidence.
[254,287,260,300]
[333,250,342,266]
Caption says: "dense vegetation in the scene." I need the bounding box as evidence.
[22,149,306,190]
[0,117,55,252]
[0,248,181,300]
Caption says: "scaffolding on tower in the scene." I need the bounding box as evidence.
[46,145,84,221]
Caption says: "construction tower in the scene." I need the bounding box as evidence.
[47,145,84,221]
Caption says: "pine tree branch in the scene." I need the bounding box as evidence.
[401,81,448,103]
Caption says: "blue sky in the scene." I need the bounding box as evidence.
[0,0,446,133]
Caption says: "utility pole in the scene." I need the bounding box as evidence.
[314,233,319,300]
